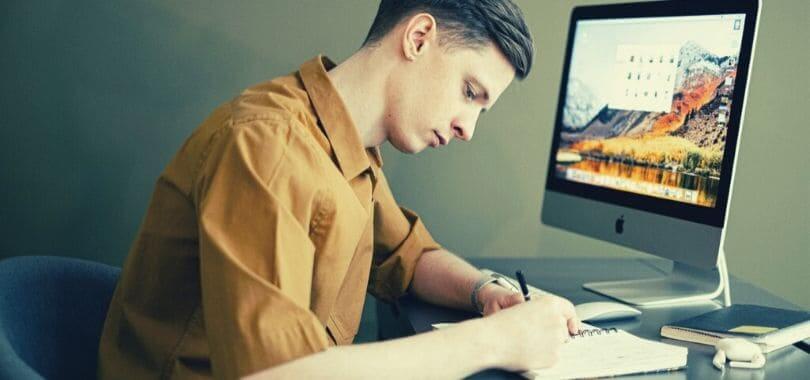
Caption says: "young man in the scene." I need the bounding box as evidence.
[98,1,580,379]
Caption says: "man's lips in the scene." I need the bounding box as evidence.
[433,130,447,146]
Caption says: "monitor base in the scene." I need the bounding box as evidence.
[583,249,731,307]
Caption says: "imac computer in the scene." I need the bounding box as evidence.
[541,0,761,306]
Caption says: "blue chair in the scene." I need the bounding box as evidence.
[0,256,120,380]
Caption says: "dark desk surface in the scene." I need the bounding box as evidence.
[376,258,810,379]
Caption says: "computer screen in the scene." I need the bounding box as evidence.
[542,0,760,278]
[540,1,762,304]
[555,14,746,209]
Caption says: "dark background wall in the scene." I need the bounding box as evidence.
[1,0,808,308]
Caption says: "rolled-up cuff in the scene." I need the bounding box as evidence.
[369,207,441,302]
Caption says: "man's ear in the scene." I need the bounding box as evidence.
[401,13,437,61]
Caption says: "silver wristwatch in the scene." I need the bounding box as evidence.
[470,271,521,314]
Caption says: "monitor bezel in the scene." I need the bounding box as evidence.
[543,0,760,228]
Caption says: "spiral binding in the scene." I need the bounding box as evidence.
[570,327,619,339]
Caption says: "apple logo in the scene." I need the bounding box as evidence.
[615,215,625,234]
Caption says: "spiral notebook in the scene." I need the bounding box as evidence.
[432,323,687,379]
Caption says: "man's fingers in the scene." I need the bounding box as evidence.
[567,317,580,335]
[507,293,525,307]
[551,296,580,334]
[483,290,528,316]
[555,297,577,321]
[495,292,524,310]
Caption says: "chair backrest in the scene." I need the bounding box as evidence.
[0,256,120,380]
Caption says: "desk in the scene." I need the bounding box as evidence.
[377,258,810,379]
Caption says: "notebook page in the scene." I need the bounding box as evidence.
[526,326,687,379]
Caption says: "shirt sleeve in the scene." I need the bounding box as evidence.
[193,121,330,379]
[369,170,442,302]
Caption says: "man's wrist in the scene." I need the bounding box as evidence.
[470,276,498,314]
[471,272,521,314]
[461,316,504,369]
[475,283,504,311]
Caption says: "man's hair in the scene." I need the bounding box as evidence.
[362,0,534,79]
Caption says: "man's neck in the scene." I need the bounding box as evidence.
[326,49,391,148]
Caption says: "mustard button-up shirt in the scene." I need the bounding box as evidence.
[98,56,441,379]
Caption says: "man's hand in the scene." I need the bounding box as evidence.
[478,284,581,333]
[477,283,524,316]
[482,294,581,372]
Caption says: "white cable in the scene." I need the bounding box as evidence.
[718,249,732,306]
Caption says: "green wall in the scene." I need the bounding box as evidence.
[1,0,807,308]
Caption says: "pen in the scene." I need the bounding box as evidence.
[515,270,531,301]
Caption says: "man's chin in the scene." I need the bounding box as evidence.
[389,139,425,154]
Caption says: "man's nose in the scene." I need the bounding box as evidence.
[452,120,476,142]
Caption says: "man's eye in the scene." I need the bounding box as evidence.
[465,84,477,100]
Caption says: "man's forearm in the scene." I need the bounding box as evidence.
[243,317,500,379]
[409,248,485,312]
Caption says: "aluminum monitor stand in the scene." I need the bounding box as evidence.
[583,249,731,307]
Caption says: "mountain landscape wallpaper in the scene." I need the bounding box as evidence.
[556,17,746,208]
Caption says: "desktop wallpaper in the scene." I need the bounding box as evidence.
[557,15,746,208]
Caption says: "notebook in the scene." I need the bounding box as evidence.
[660,304,810,353]
[432,323,687,379]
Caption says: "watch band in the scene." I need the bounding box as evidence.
[470,272,521,314]
[489,272,521,293]
[470,276,498,314]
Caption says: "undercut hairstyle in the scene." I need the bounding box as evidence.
[362,0,534,79]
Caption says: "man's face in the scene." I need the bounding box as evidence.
[384,41,516,154]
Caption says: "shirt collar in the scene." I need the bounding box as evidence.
[299,55,382,180]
